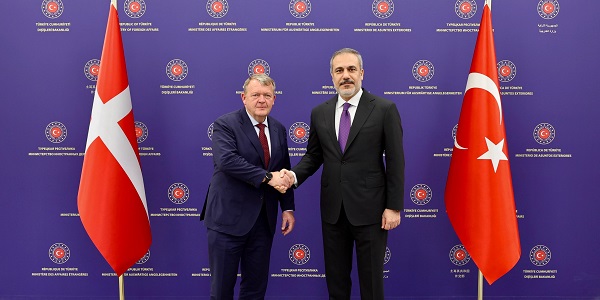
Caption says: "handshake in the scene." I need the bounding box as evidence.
[267,169,295,194]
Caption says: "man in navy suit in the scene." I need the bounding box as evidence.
[283,48,404,299]
[201,74,295,300]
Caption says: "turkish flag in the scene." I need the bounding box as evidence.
[78,2,151,277]
[445,2,521,285]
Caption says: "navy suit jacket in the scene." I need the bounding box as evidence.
[202,108,294,236]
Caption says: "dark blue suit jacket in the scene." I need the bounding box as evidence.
[202,108,294,236]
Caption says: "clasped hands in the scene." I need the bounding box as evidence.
[267,169,294,194]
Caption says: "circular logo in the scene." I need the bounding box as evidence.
[207,122,214,141]
[207,0,229,18]
[412,60,435,82]
[383,247,391,265]
[84,59,101,82]
[134,121,148,144]
[497,60,517,82]
[289,122,310,144]
[289,244,311,265]
[49,243,70,264]
[529,245,551,266]
[248,59,271,77]
[372,0,394,19]
[455,0,477,19]
[289,0,311,18]
[449,244,471,266]
[533,123,555,145]
[41,0,64,19]
[136,250,151,264]
[124,0,146,18]
[45,121,67,143]
[537,0,559,19]
[166,59,189,82]
[410,184,432,206]
[168,183,190,204]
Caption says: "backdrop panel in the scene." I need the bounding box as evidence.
[1,0,599,299]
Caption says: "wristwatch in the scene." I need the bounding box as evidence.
[264,172,273,183]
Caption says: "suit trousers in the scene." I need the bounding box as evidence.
[322,206,388,300]
[207,205,273,300]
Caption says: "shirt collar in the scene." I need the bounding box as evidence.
[337,88,363,108]
[245,110,269,128]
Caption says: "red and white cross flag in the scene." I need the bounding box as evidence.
[77,1,151,277]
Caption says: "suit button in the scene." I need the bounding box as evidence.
[341,160,346,164]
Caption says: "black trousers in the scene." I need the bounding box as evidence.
[322,207,388,300]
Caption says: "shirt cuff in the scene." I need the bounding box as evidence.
[289,170,298,186]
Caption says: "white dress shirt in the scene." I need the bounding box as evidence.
[246,110,271,156]
[334,89,362,140]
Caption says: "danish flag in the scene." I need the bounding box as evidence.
[78,1,151,276]
[445,1,521,284]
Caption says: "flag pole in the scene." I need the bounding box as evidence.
[479,1,491,297]
[119,274,125,300]
[479,4,490,300]
[479,3,492,299]
[116,2,122,298]
[478,270,483,299]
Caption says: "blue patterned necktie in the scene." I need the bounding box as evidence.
[338,102,351,153]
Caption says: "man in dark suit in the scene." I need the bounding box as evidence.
[283,48,404,299]
[201,74,295,300]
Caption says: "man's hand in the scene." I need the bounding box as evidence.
[281,211,295,236]
[279,169,295,186]
[381,209,401,231]
[270,169,295,193]
[268,171,292,193]
[276,169,295,191]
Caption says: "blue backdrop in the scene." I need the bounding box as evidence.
[1,0,599,299]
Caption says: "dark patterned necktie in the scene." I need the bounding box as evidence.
[256,123,270,168]
[338,102,351,153]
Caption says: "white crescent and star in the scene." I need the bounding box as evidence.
[461,3,470,13]
[477,137,508,173]
[534,249,548,261]
[464,72,502,125]
[454,71,507,173]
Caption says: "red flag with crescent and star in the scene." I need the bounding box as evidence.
[77,2,152,277]
[445,1,521,285]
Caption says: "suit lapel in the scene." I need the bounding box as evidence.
[267,122,279,169]
[323,97,339,154]
[345,91,375,153]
